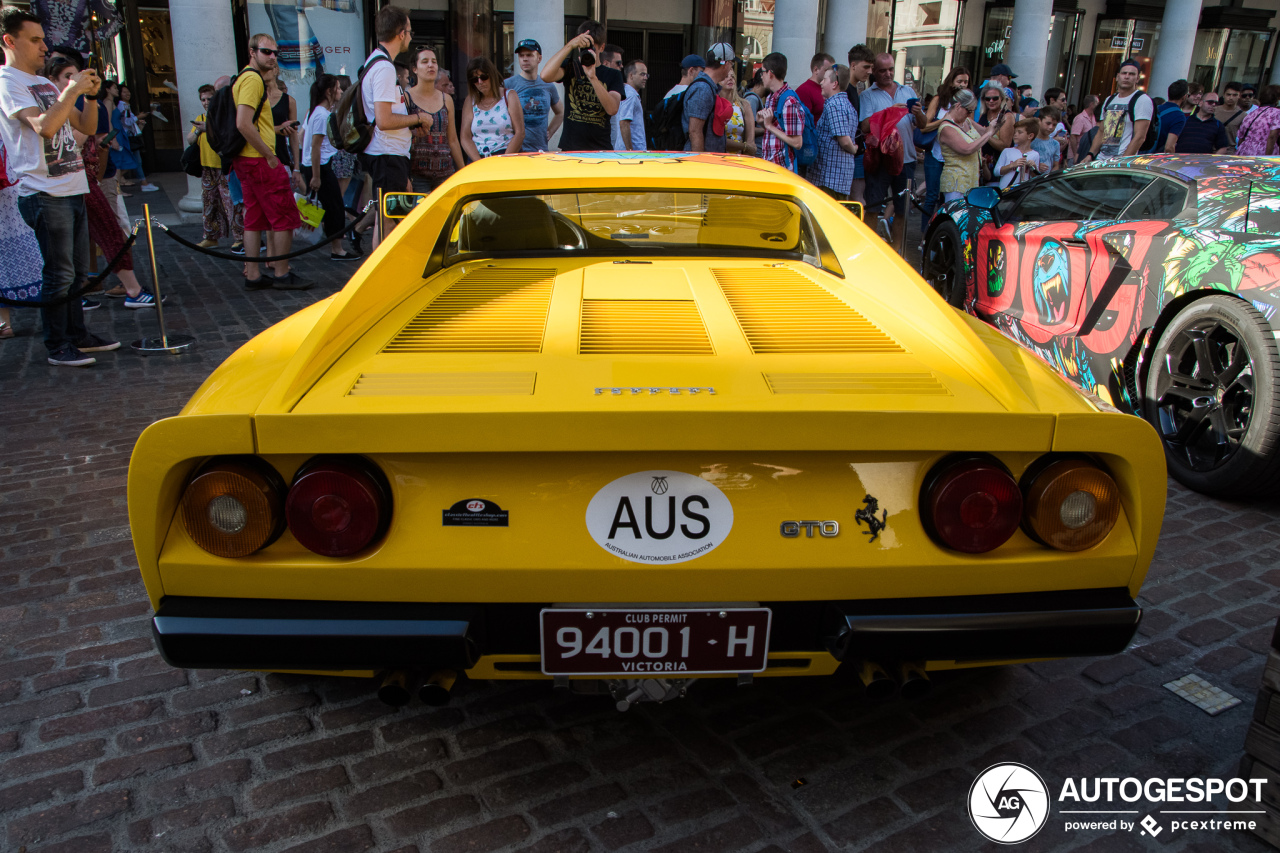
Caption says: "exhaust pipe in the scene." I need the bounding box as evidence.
[377,670,414,706]
[418,669,457,706]
[895,661,931,699]
[855,661,896,700]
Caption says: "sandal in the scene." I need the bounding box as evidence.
[0,322,12,339]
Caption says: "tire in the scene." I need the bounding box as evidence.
[921,219,965,308]
[1143,294,1280,497]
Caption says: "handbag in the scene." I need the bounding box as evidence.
[180,138,203,177]
[293,192,326,245]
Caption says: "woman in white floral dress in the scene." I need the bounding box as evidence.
[461,57,524,160]
[0,135,44,339]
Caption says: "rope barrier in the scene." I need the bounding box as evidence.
[154,200,376,263]
[0,224,142,309]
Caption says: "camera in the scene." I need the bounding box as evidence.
[577,47,595,68]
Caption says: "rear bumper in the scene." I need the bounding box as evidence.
[151,587,1141,672]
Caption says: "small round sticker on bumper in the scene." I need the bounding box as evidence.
[585,470,733,564]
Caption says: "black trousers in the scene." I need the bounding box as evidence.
[316,161,345,241]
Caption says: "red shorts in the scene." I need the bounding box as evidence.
[232,156,301,233]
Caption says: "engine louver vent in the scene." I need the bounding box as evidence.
[383,268,555,353]
[764,372,949,395]
[579,300,715,355]
[348,372,537,396]
[713,268,903,354]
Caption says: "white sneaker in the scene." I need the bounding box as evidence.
[140,184,160,192]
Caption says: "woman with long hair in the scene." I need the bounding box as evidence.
[917,66,970,232]
[461,56,524,160]
[406,46,463,192]
[304,74,359,260]
[720,68,756,156]
[111,82,157,192]
[937,87,996,203]
[1236,84,1280,155]
[44,58,159,308]
[976,84,1015,186]
[268,72,303,193]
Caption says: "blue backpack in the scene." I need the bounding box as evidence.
[775,88,818,172]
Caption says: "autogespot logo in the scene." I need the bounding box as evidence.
[969,763,1051,844]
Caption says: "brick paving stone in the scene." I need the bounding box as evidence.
[0,215,1275,853]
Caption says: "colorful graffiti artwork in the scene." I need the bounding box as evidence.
[925,156,1280,413]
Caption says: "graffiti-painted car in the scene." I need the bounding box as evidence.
[922,154,1280,497]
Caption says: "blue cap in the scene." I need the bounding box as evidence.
[990,63,1016,79]
[515,39,541,54]
[680,54,706,70]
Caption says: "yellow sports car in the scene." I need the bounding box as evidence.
[129,152,1166,709]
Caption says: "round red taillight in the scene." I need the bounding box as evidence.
[285,456,391,557]
[922,457,1023,553]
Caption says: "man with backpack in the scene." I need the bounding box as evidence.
[683,42,734,152]
[859,52,918,251]
[1083,60,1153,163]
[757,52,806,171]
[227,34,310,290]
[360,6,425,249]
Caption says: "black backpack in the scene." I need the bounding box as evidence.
[205,69,266,167]
[646,77,715,151]
[328,50,391,153]
[1103,91,1160,155]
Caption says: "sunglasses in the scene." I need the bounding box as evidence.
[253,46,277,56]
[470,73,489,82]
[983,96,1001,102]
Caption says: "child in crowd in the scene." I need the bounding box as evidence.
[1032,108,1062,175]
[996,118,1042,188]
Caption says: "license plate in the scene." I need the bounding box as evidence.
[539,608,772,676]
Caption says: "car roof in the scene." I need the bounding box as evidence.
[1078,153,1280,185]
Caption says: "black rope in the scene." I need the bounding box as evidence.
[155,209,367,263]
[0,229,141,309]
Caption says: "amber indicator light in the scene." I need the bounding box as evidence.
[1022,459,1120,551]
[181,458,285,557]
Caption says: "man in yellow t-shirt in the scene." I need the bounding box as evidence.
[230,34,308,290]
[189,83,243,249]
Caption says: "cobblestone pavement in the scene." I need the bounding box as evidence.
[0,207,1276,853]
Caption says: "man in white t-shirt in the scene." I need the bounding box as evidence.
[1084,59,1153,162]
[0,8,115,367]
[361,5,428,247]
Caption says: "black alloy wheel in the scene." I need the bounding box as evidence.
[1143,294,1280,497]
[921,219,966,308]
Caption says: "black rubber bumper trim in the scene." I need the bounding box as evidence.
[823,587,1141,662]
[152,597,481,671]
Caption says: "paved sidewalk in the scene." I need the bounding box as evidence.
[0,211,1275,852]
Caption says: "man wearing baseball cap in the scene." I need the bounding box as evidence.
[982,63,1017,103]
[666,55,705,99]
[505,38,562,151]
[683,43,734,152]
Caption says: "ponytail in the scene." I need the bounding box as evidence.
[308,73,337,121]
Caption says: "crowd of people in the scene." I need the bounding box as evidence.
[2,0,1274,368]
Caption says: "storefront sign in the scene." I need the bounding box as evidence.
[1111,36,1128,49]
[1131,37,1145,51]
[246,0,366,93]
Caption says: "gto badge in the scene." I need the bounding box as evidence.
[585,470,733,564]
[780,521,839,538]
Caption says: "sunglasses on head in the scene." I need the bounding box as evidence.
[254,46,277,56]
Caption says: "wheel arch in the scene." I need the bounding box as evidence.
[1127,286,1261,416]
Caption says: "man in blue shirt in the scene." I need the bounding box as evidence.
[504,39,562,151]
[1170,91,1231,154]
[682,42,733,152]
[1156,79,1188,154]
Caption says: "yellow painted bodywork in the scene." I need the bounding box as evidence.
[128,153,1167,679]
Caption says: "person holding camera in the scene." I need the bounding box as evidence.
[0,8,116,366]
[541,19,624,151]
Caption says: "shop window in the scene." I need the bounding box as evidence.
[245,0,366,91]
[138,9,179,153]
[978,6,1012,83]
[1222,30,1270,91]
[918,2,941,27]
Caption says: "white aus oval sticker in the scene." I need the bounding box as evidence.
[585,470,733,564]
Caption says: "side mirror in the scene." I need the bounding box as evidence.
[965,187,1000,210]
[383,192,429,219]
[839,200,864,221]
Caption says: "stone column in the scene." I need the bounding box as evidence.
[515,0,565,149]
[169,0,239,216]
[1006,0,1053,98]
[1149,0,1202,101]
[822,0,870,61]
[773,0,821,87]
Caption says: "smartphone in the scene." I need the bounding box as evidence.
[101,128,119,144]
[906,97,920,111]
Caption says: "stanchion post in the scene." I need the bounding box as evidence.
[377,188,384,245]
[131,203,195,356]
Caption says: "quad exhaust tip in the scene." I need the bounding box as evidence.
[376,669,458,707]
[855,661,931,700]
[377,671,413,707]
[419,670,457,706]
